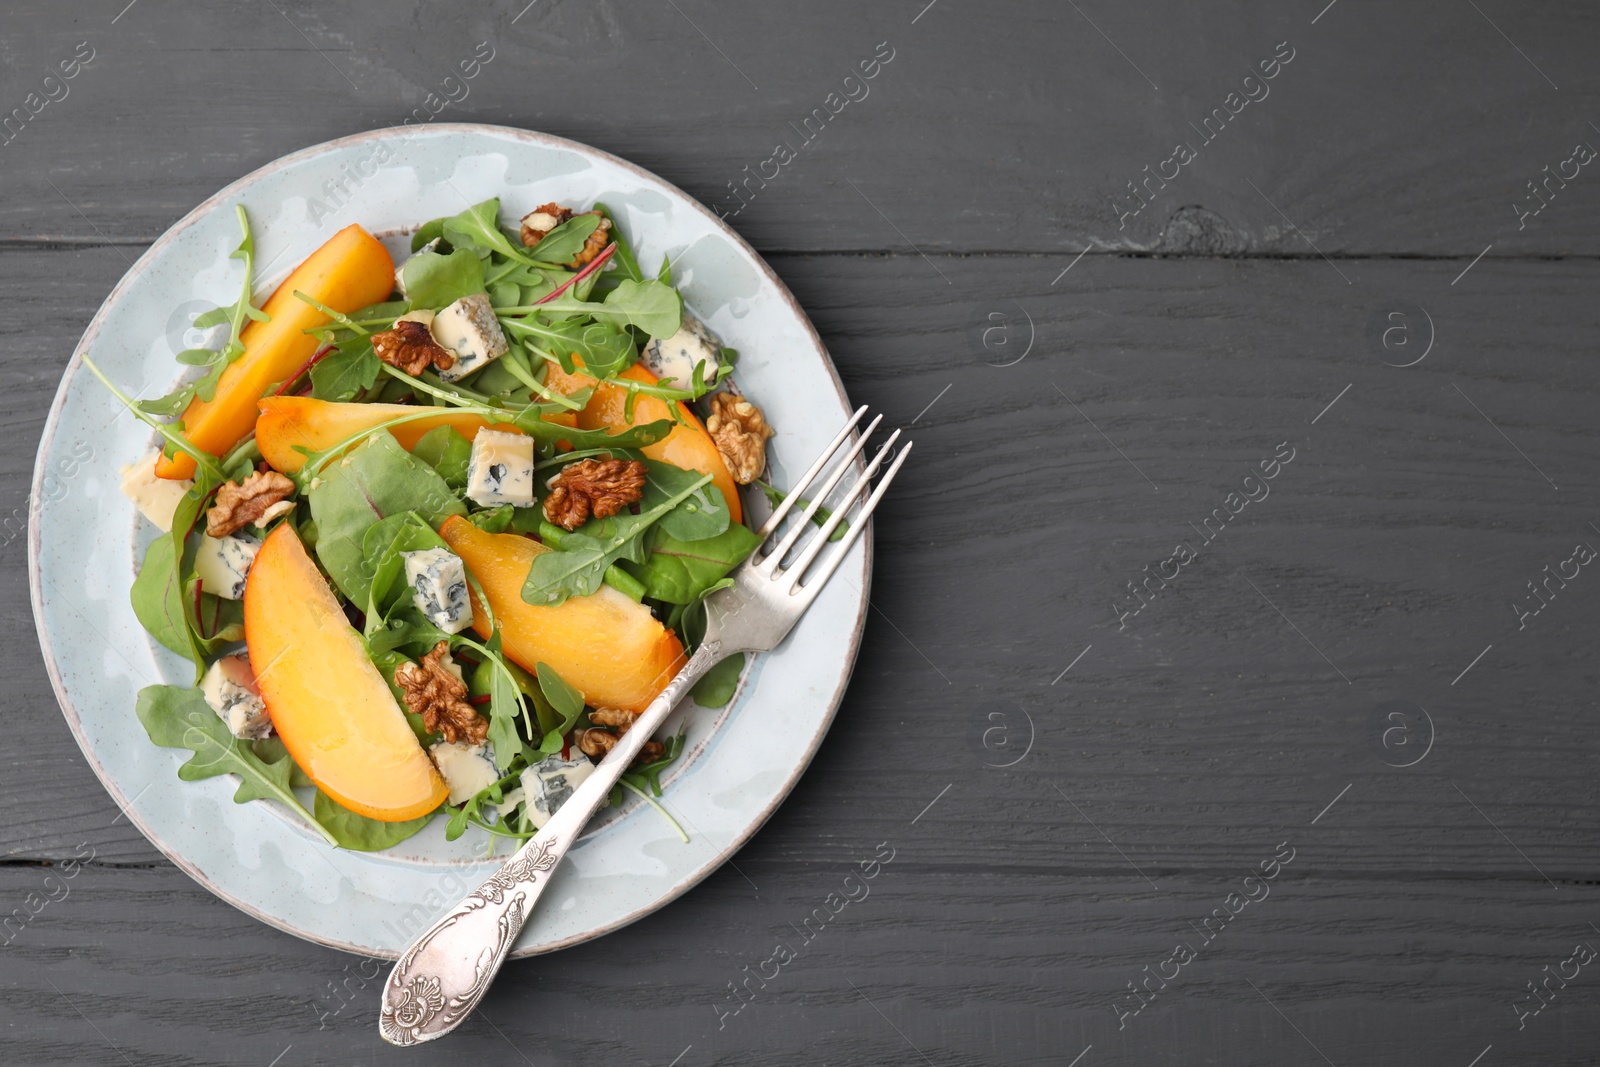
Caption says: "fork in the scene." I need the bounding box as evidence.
[379,407,910,1045]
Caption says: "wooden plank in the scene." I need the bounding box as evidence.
[0,1,1597,255]
[7,248,1600,885]
[2,863,1596,1064]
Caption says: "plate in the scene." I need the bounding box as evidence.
[29,124,868,957]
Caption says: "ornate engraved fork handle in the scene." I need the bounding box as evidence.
[379,641,724,1046]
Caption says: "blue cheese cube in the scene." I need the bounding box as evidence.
[430,741,499,805]
[519,753,597,830]
[432,293,509,381]
[194,532,261,600]
[200,654,272,739]
[465,429,535,507]
[402,548,471,634]
[639,312,721,390]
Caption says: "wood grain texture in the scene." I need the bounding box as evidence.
[7,0,1600,1062]
[1,1,1598,255]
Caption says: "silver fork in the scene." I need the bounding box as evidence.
[379,407,910,1045]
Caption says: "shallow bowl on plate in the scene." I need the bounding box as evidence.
[29,124,868,957]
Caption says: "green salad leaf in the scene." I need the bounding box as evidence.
[309,338,381,402]
[692,652,746,708]
[535,278,682,340]
[521,470,713,607]
[410,425,473,488]
[135,684,337,846]
[314,790,435,851]
[632,522,760,605]
[307,434,465,604]
[526,212,601,264]
[502,315,637,379]
[644,458,731,542]
[399,247,486,309]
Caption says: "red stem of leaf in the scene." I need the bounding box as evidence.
[469,694,492,707]
[561,731,572,762]
[275,343,335,396]
[534,242,617,305]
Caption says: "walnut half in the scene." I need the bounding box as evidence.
[206,469,296,537]
[371,316,454,376]
[542,457,648,531]
[576,725,665,767]
[705,393,775,484]
[394,641,487,745]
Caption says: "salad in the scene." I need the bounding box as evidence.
[85,196,795,853]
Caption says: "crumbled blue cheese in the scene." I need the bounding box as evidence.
[519,753,597,830]
[430,741,499,805]
[432,293,510,381]
[465,429,535,507]
[639,313,721,390]
[394,238,441,300]
[194,532,261,600]
[402,547,471,634]
[200,655,272,739]
[118,450,191,532]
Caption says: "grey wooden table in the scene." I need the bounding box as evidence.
[7,1,1600,1064]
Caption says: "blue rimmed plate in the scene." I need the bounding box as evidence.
[29,124,868,957]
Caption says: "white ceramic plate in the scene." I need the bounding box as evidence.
[29,125,868,957]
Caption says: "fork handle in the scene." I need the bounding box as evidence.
[379,640,725,1046]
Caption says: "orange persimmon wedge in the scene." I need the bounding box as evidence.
[256,397,525,474]
[244,523,447,823]
[439,516,685,712]
[157,225,395,480]
[544,361,743,526]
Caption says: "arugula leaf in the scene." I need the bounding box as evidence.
[644,459,731,542]
[537,278,682,340]
[755,477,849,542]
[503,315,636,379]
[594,203,644,284]
[410,425,473,488]
[252,736,313,788]
[441,198,545,266]
[521,471,713,607]
[309,338,381,402]
[135,684,337,846]
[533,663,587,756]
[692,652,746,708]
[526,212,601,264]
[399,247,486,309]
[633,522,760,604]
[314,790,435,851]
[136,205,269,416]
[307,435,465,604]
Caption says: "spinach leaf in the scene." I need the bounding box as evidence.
[130,488,207,673]
[634,522,760,604]
[252,736,313,788]
[314,790,435,851]
[360,512,450,633]
[537,278,682,340]
[136,684,336,846]
[410,425,473,488]
[399,247,486,309]
[410,218,448,252]
[644,459,731,542]
[527,212,601,264]
[521,471,713,607]
[307,434,465,604]
[468,504,516,533]
[692,652,745,708]
[309,338,381,402]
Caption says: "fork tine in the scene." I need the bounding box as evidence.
[757,405,869,540]
[786,435,908,594]
[759,413,884,572]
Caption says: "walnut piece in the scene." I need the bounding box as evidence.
[569,213,613,267]
[576,726,665,767]
[371,317,455,376]
[704,393,775,484]
[588,706,639,734]
[519,202,572,247]
[518,202,612,267]
[394,641,487,745]
[543,457,648,531]
[206,469,296,536]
